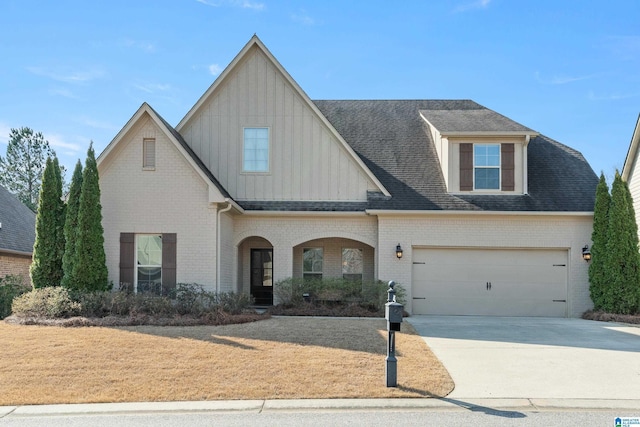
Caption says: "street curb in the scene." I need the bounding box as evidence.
[3,398,640,417]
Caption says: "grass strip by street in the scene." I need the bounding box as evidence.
[0,317,453,405]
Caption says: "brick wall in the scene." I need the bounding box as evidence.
[0,253,32,284]
[99,116,217,292]
[376,213,594,317]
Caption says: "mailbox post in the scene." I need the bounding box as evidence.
[385,280,403,387]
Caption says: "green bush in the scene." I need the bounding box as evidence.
[274,277,406,312]
[216,291,253,314]
[0,275,31,319]
[12,287,81,318]
[10,283,254,320]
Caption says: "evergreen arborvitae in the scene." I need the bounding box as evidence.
[52,156,66,281]
[588,173,610,310]
[61,160,83,289]
[603,171,640,314]
[72,144,109,292]
[30,157,64,288]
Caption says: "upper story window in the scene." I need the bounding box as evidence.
[243,127,269,172]
[474,144,500,190]
[460,143,514,192]
[143,138,156,170]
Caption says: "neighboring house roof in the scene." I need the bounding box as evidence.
[0,184,36,255]
[314,99,598,212]
[622,113,640,182]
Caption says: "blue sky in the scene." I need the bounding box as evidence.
[0,0,638,183]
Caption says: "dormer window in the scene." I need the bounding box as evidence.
[474,144,500,190]
[460,143,514,192]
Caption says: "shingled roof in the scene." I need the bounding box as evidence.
[313,99,598,212]
[0,184,36,255]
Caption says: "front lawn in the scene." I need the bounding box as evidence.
[0,317,454,405]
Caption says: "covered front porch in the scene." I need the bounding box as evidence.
[236,236,375,305]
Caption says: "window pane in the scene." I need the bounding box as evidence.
[137,266,162,295]
[475,168,500,189]
[342,248,363,274]
[244,127,269,172]
[303,248,323,273]
[474,144,500,167]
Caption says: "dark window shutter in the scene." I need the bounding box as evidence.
[119,233,135,289]
[501,143,515,191]
[460,143,473,191]
[162,233,177,294]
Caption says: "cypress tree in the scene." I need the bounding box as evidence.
[30,157,64,288]
[588,173,610,310]
[52,156,66,280]
[72,144,109,291]
[61,160,83,289]
[604,171,640,314]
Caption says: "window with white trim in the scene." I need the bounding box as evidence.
[243,127,269,172]
[342,248,363,281]
[474,144,500,190]
[136,234,162,294]
[143,138,156,169]
[303,248,323,281]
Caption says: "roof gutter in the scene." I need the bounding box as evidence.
[0,248,33,257]
[366,209,594,217]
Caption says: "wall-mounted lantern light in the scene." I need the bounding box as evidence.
[582,245,591,262]
[395,244,403,259]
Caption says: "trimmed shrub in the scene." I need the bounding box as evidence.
[0,275,31,319]
[273,277,406,314]
[12,287,81,318]
[217,291,253,314]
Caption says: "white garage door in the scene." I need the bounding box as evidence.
[412,248,568,317]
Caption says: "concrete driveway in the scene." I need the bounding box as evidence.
[407,316,640,400]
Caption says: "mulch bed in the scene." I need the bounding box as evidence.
[581,310,640,325]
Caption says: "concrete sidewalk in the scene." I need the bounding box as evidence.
[2,397,640,419]
[407,316,640,400]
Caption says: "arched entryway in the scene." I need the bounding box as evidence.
[237,236,273,305]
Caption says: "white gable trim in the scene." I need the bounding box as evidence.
[97,103,228,204]
[176,35,390,197]
[622,114,640,182]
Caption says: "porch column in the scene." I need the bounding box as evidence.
[272,244,292,305]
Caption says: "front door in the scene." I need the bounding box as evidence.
[250,249,273,305]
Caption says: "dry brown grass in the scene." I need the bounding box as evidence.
[0,317,454,405]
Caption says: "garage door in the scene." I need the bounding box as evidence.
[412,248,568,317]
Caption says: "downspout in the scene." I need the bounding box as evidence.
[216,199,233,294]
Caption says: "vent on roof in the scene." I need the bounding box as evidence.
[143,138,156,170]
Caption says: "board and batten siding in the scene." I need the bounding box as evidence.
[179,45,377,202]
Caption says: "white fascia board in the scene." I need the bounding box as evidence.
[622,114,640,181]
[240,210,367,217]
[366,209,593,217]
[439,131,540,138]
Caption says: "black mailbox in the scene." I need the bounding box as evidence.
[385,301,403,331]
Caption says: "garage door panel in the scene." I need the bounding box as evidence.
[412,248,568,317]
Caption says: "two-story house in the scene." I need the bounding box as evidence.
[97,36,598,317]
